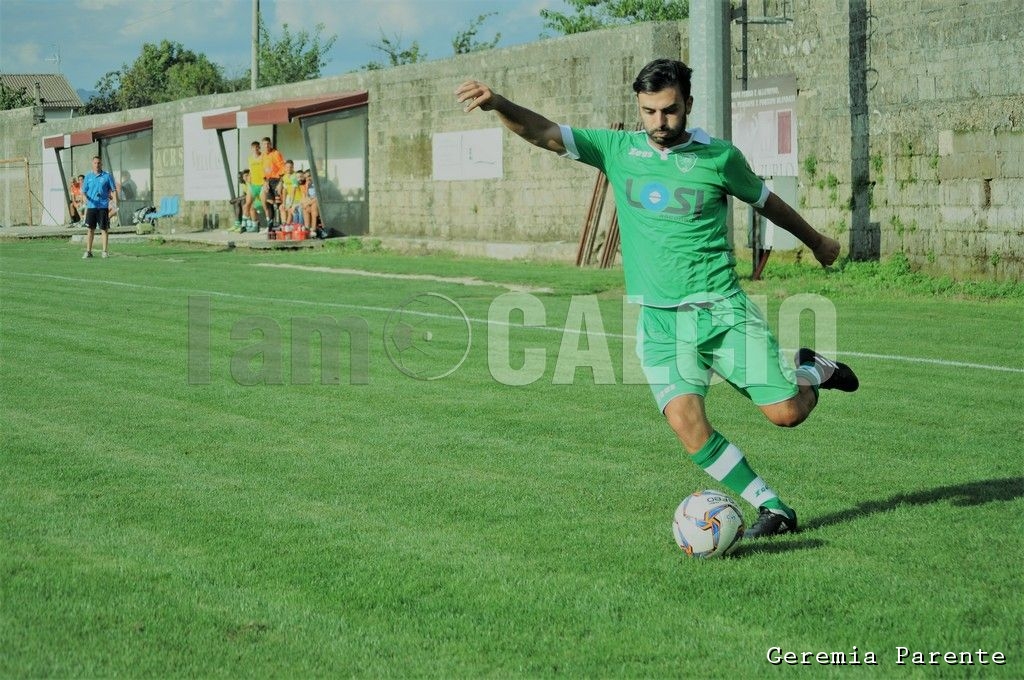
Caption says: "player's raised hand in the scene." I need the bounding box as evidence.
[456,80,498,113]
[813,235,841,267]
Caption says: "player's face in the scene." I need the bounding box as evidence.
[637,86,693,149]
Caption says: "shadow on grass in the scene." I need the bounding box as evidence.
[731,478,1024,557]
[804,476,1024,531]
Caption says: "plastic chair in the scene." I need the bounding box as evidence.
[142,195,180,226]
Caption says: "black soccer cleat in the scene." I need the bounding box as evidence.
[746,507,799,539]
[796,348,859,392]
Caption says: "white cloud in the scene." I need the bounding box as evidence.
[76,0,136,9]
[7,41,45,72]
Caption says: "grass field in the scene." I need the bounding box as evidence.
[2,239,1022,678]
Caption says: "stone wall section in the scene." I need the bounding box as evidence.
[737,0,1024,278]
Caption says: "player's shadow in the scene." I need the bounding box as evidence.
[733,477,1023,557]
[803,476,1024,531]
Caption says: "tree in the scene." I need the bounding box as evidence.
[541,0,689,35]
[452,13,502,54]
[251,19,337,88]
[361,32,427,71]
[80,17,337,113]
[83,40,229,114]
[0,83,33,111]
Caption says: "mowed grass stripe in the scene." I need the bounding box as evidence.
[7,266,1022,377]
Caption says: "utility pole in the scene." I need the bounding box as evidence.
[251,0,260,90]
[688,0,732,140]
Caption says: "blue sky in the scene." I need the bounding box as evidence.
[0,0,566,94]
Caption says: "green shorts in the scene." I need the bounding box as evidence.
[635,291,798,411]
[248,183,263,210]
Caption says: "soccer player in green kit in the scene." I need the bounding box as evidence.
[456,59,859,538]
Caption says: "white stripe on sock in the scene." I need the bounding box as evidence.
[796,364,823,385]
[741,477,778,508]
[704,443,744,480]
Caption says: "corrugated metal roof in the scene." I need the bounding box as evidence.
[202,92,368,131]
[43,118,153,149]
[0,73,83,109]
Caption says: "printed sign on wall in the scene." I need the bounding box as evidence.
[732,76,798,178]
[432,128,503,181]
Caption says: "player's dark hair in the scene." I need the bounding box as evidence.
[632,59,693,99]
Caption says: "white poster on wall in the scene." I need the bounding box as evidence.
[183,107,239,200]
[40,142,65,226]
[731,76,798,177]
[432,128,503,181]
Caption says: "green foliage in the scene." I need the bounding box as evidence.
[541,0,689,35]
[0,83,33,111]
[801,153,817,179]
[452,13,502,54]
[167,59,227,100]
[252,19,337,88]
[323,236,383,254]
[870,153,884,175]
[362,32,427,70]
[741,251,1024,299]
[83,40,229,113]
[891,214,905,236]
[879,250,912,277]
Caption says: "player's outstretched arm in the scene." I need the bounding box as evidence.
[757,192,840,267]
[455,80,565,154]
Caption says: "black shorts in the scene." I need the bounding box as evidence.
[84,207,111,231]
[265,178,281,201]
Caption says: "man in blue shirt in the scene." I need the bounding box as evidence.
[81,156,118,259]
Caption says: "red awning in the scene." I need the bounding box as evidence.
[201,92,367,131]
[43,118,153,150]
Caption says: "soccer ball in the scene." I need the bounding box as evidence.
[672,490,745,558]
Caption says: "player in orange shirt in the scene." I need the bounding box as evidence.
[259,137,286,228]
[68,174,86,225]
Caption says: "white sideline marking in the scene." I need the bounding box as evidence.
[253,263,554,294]
[5,270,1024,375]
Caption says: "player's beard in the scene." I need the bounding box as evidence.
[646,118,688,148]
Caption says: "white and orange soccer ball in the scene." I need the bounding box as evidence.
[672,490,745,558]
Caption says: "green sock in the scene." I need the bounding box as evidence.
[690,431,794,518]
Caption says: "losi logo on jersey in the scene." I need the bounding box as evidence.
[625,179,707,218]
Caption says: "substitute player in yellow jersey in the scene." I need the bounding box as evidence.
[457,59,859,538]
[246,141,264,230]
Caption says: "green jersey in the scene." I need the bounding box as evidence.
[561,126,768,307]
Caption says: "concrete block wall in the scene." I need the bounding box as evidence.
[366,23,683,243]
[866,0,1024,280]
[737,0,1024,279]
[0,108,36,228]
